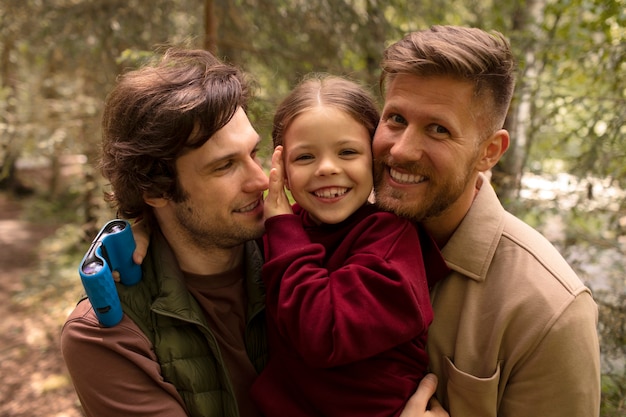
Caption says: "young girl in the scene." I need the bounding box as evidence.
[251,74,446,417]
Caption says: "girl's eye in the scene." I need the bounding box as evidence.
[294,154,314,162]
[339,149,358,157]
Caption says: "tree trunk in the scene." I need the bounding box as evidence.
[363,0,388,90]
[0,35,26,194]
[204,0,218,54]
[493,0,545,207]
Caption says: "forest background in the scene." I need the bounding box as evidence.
[0,0,624,416]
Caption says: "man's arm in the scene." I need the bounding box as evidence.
[499,292,600,416]
[61,300,188,417]
[400,374,449,417]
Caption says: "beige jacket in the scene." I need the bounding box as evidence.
[428,174,600,417]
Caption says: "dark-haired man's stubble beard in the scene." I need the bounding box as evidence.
[372,158,476,224]
[173,197,265,251]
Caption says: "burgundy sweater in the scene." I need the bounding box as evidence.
[251,203,445,417]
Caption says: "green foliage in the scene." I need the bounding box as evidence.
[115,48,158,67]
[22,194,83,225]
[13,222,86,319]
[529,0,626,186]
[598,294,626,417]
[601,372,626,417]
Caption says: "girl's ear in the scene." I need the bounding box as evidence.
[477,129,509,171]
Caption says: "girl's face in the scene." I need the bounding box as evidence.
[282,106,373,224]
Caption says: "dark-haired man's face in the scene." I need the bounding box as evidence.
[166,108,269,250]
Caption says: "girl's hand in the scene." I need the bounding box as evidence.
[264,146,293,219]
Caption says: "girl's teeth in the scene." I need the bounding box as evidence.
[314,187,348,198]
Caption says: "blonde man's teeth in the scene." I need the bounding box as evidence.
[390,169,425,184]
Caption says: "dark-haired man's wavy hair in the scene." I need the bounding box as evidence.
[100,48,250,219]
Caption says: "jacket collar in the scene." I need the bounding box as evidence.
[441,173,506,282]
[149,230,265,325]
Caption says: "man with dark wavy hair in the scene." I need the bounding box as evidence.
[62,48,269,417]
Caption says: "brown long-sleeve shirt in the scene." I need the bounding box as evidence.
[61,265,261,417]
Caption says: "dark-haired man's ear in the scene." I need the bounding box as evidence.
[144,194,169,208]
[477,129,509,172]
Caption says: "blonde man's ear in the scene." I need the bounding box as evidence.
[477,129,509,172]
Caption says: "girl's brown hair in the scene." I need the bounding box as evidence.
[272,73,380,148]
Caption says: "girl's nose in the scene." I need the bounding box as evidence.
[315,156,341,176]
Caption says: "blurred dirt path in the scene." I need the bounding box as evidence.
[0,192,83,417]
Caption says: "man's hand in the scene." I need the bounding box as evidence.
[400,374,449,417]
[264,146,293,219]
[112,218,150,282]
[130,218,150,265]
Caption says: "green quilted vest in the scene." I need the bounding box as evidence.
[117,231,267,417]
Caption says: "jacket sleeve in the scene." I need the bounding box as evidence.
[262,212,432,368]
[497,291,600,417]
[60,300,188,417]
